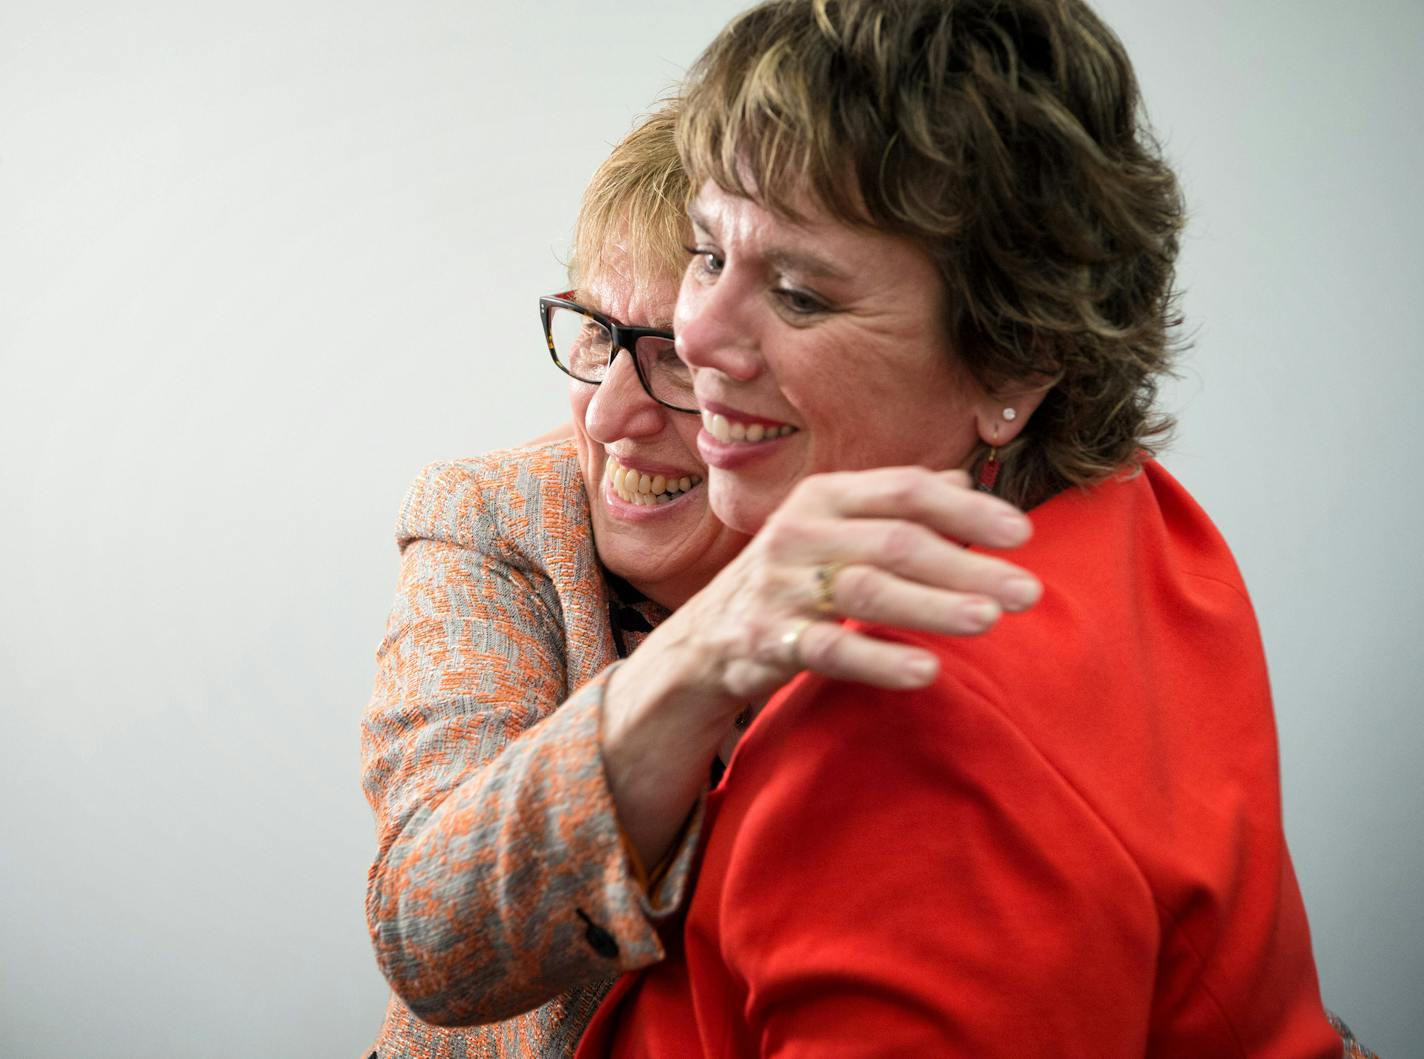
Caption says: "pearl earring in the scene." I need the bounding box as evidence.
[1002,407,1017,421]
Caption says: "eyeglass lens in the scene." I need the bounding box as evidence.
[547,306,694,409]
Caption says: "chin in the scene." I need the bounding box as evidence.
[591,495,694,571]
[707,477,778,537]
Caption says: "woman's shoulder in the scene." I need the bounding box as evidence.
[395,438,589,552]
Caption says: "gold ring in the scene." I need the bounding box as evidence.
[781,617,813,667]
[814,561,845,617]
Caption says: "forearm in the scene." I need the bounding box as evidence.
[367,675,690,1026]
[363,448,712,1032]
[599,606,748,869]
[361,502,689,1026]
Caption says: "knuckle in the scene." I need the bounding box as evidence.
[736,617,776,664]
[758,510,789,545]
[880,480,918,512]
[840,566,889,617]
[789,474,829,506]
[884,466,935,507]
[759,512,810,558]
[800,622,844,671]
[744,565,785,608]
[878,523,927,565]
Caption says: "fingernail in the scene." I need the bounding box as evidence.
[967,600,1001,629]
[904,655,938,685]
[994,512,1030,546]
[1002,576,1042,612]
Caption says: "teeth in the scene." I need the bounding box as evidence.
[604,456,704,505]
[701,409,797,444]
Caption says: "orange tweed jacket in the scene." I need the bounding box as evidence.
[361,441,701,1058]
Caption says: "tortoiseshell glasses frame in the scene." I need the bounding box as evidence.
[538,291,698,414]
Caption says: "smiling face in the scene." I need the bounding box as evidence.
[675,181,1016,535]
[569,238,749,608]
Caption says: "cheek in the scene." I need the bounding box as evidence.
[669,416,705,466]
[797,355,943,468]
[792,368,864,448]
[567,379,594,428]
[567,384,602,484]
[568,383,603,455]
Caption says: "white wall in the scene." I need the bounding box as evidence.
[1,1,1418,1055]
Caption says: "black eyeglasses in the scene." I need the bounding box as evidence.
[538,291,697,414]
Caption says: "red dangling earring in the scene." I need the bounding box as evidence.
[976,408,1017,493]
[977,417,1004,493]
[976,446,1001,492]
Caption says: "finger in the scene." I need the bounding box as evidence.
[825,565,1006,634]
[780,617,815,666]
[795,465,1031,549]
[797,621,940,689]
[794,520,1042,612]
[941,468,972,490]
[721,618,818,701]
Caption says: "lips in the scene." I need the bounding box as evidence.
[604,455,704,506]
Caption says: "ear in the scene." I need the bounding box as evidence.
[973,383,1050,447]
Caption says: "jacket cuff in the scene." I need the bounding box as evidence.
[642,794,704,919]
[560,668,670,972]
[586,662,704,928]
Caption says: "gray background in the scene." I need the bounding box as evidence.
[2,1,1419,1055]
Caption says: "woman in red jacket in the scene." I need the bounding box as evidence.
[576,0,1344,1055]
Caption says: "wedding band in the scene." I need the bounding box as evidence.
[781,617,813,667]
[813,561,845,617]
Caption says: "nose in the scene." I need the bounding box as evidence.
[673,269,763,383]
[583,347,667,444]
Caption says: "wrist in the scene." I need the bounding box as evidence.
[599,651,729,870]
[605,618,742,745]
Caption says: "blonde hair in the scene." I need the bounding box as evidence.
[570,102,691,291]
[678,0,1185,507]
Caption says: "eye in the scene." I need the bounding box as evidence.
[573,318,610,352]
[683,244,724,277]
[775,287,828,316]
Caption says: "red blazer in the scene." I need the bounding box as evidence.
[578,462,1340,1058]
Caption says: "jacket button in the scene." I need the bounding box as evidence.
[576,908,620,959]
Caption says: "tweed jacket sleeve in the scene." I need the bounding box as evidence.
[361,441,700,1035]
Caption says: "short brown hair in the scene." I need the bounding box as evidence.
[570,102,691,292]
[678,0,1185,507]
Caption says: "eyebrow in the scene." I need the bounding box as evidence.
[688,203,854,283]
[572,290,674,333]
[765,247,853,282]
